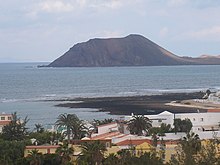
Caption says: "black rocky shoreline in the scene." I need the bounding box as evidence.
[53,92,207,115]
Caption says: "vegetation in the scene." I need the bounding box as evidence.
[88,118,115,136]
[29,131,63,145]
[168,132,220,165]
[102,153,119,165]
[0,139,30,165]
[149,123,172,136]
[34,124,44,133]
[42,153,62,165]
[56,141,74,164]
[1,112,220,165]
[196,139,220,165]
[171,132,201,165]
[173,118,192,133]
[1,112,29,141]
[26,149,43,165]
[127,115,152,136]
[56,113,86,143]
[78,140,107,165]
[93,118,114,126]
[56,114,77,143]
[103,149,164,165]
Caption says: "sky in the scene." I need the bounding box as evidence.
[0,0,220,62]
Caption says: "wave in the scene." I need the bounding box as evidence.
[36,88,208,100]
[0,98,23,103]
[0,87,218,103]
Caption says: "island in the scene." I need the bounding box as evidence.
[47,34,220,67]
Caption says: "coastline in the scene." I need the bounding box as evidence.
[54,92,208,115]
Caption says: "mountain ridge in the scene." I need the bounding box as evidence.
[48,34,220,67]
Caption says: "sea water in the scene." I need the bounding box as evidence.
[0,63,220,129]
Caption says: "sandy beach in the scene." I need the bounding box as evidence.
[166,99,220,109]
[54,92,210,115]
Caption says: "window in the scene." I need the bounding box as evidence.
[200,118,204,122]
[170,154,175,161]
[106,142,110,148]
[1,117,5,120]
[193,118,195,121]
[8,117,12,120]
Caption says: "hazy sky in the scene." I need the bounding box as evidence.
[1,0,220,62]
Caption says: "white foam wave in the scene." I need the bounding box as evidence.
[0,87,218,103]
[0,98,21,103]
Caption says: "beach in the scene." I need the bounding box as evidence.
[54,92,208,115]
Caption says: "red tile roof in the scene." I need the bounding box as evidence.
[163,140,178,145]
[116,139,152,146]
[114,134,128,139]
[0,121,11,126]
[207,109,220,112]
[26,145,60,149]
[91,131,121,140]
[116,139,179,146]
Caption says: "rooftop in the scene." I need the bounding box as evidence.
[26,145,60,149]
[97,122,117,128]
[207,109,220,112]
[0,113,12,117]
[0,121,11,125]
[116,139,151,146]
[91,131,122,140]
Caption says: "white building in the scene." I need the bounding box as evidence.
[125,110,220,132]
[208,91,220,103]
[0,113,12,132]
[89,113,220,146]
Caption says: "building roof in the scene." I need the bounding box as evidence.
[116,138,179,147]
[97,122,117,128]
[207,109,220,112]
[159,111,173,115]
[91,131,121,140]
[71,139,111,145]
[116,139,152,146]
[0,113,12,116]
[26,145,60,149]
[163,140,179,145]
[81,137,91,140]
[0,120,11,126]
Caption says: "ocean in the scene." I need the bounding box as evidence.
[0,63,220,129]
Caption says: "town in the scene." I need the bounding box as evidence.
[0,91,220,165]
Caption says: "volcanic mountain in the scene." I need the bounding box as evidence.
[48,34,220,67]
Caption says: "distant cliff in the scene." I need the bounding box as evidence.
[48,34,220,67]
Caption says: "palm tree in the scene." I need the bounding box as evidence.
[138,152,164,165]
[127,115,152,136]
[103,153,119,165]
[34,124,44,133]
[55,113,78,143]
[2,112,29,141]
[71,120,87,140]
[117,149,134,165]
[56,142,74,165]
[197,140,219,165]
[174,118,192,133]
[78,140,107,165]
[42,153,62,165]
[170,132,201,165]
[93,118,114,126]
[181,132,201,155]
[27,149,43,165]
